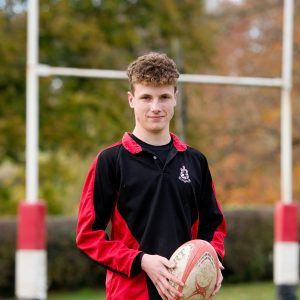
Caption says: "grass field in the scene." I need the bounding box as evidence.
[46,282,300,300]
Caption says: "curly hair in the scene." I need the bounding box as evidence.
[127,52,179,91]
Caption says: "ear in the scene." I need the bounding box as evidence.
[174,90,178,107]
[127,91,135,108]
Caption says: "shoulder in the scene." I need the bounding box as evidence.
[95,140,123,167]
[99,140,123,158]
[185,145,208,164]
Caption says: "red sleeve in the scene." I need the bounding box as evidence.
[197,158,226,260]
[76,151,141,277]
[209,181,226,260]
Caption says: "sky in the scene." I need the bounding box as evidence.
[205,0,246,13]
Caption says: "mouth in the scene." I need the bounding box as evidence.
[148,116,165,119]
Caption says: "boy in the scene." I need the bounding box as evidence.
[76,52,226,300]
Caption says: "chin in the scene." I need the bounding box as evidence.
[148,123,167,132]
[148,127,165,133]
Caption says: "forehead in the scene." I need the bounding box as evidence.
[133,83,175,96]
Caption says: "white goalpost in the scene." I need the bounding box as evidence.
[17,0,297,299]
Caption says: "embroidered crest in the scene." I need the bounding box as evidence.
[179,165,191,183]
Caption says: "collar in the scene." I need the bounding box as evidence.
[122,132,187,154]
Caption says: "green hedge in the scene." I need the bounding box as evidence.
[0,209,282,296]
[47,218,106,289]
[223,209,274,282]
[0,218,15,297]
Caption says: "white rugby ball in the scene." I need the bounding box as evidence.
[169,239,219,300]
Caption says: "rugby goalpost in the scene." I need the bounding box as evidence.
[16,0,297,299]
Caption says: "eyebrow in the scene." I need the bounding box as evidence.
[138,93,152,98]
[138,93,172,98]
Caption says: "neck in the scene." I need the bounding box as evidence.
[132,127,171,146]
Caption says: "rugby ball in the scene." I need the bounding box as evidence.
[169,240,219,300]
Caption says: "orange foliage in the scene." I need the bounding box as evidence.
[186,0,300,206]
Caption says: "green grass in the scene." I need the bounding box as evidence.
[48,288,105,300]
[5,282,300,299]
[215,282,276,300]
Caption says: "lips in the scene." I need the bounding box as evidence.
[148,116,165,119]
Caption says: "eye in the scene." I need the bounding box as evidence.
[140,95,151,101]
[160,94,172,101]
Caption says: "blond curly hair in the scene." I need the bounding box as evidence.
[127,52,179,91]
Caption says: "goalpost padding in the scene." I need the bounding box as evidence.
[274,203,299,300]
[16,202,47,300]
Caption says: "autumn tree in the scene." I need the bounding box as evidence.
[188,0,300,205]
[0,0,216,214]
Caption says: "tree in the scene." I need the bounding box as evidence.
[188,0,300,205]
[0,0,216,214]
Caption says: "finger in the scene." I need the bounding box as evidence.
[217,270,223,286]
[160,260,184,289]
[212,280,222,296]
[160,292,168,300]
[160,264,183,285]
[157,278,177,300]
[155,282,168,300]
[213,284,221,295]
[162,260,184,286]
[212,271,223,296]
[166,283,182,299]
[163,269,184,287]
[161,257,176,269]
[157,273,183,299]
[161,276,183,299]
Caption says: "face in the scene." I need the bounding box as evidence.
[128,83,177,135]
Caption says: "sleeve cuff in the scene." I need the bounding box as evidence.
[130,252,145,277]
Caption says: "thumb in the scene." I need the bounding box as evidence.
[219,261,225,270]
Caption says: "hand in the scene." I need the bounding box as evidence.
[209,260,224,299]
[141,254,184,300]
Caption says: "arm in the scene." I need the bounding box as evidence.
[76,150,141,277]
[197,157,226,260]
[198,157,226,297]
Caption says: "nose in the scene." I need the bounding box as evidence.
[150,99,161,113]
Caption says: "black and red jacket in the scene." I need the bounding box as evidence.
[76,132,226,299]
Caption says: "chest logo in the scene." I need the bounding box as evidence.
[179,165,191,183]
